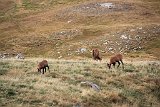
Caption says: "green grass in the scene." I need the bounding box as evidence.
[0,62,11,75]
[0,59,159,107]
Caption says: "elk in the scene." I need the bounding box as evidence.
[107,54,124,69]
[92,49,102,61]
[37,60,50,74]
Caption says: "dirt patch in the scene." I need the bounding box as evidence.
[49,29,82,40]
[0,0,14,12]
[56,1,133,19]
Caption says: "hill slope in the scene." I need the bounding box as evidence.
[0,0,160,59]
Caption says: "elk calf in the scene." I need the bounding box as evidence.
[92,49,102,61]
[107,54,124,69]
[37,60,50,74]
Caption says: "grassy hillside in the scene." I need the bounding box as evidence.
[0,59,160,107]
[0,0,160,59]
[0,1,160,107]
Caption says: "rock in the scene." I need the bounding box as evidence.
[100,3,115,9]
[79,48,87,53]
[120,35,128,39]
[110,51,114,53]
[58,56,62,59]
[91,83,100,92]
[67,20,72,23]
[130,29,135,32]
[108,47,114,51]
[15,53,24,59]
[103,42,108,45]
[80,81,100,92]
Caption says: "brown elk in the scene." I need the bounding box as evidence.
[92,49,102,61]
[37,60,50,74]
[107,54,124,69]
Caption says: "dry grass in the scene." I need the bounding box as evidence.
[0,58,160,107]
[0,1,160,105]
[0,0,160,59]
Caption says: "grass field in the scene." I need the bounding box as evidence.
[0,58,160,107]
[0,0,160,106]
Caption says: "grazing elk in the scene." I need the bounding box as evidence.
[107,54,124,69]
[37,60,50,74]
[92,49,102,61]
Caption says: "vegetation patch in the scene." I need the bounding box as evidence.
[0,62,11,75]
[0,59,160,106]
[123,64,137,72]
[0,0,160,106]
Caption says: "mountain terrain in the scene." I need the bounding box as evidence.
[0,0,160,59]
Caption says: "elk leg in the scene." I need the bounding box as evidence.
[42,68,45,74]
[117,61,120,68]
[113,63,116,68]
[120,60,124,69]
[38,69,40,72]
[47,66,50,72]
[98,56,101,61]
[44,67,46,72]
